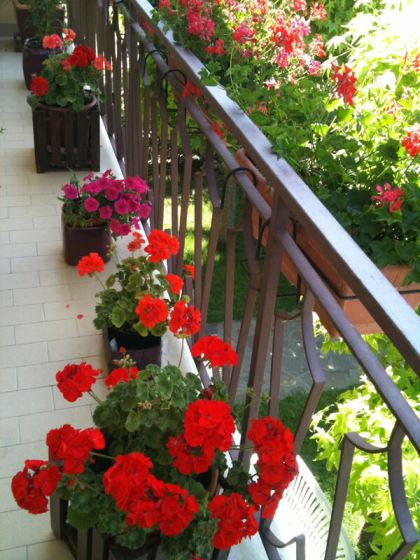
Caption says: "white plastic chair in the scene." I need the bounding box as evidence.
[271,456,355,560]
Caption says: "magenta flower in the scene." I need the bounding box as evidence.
[109,219,131,236]
[114,199,130,215]
[104,186,120,201]
[138,203,152,219]
[99,206,113,219]
[371,183,403,213]
[83,180,103,195]
[84,197,100,213]
[62,184,78,199]
[125,176,149,194]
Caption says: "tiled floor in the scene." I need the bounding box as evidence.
[0,37,118,560]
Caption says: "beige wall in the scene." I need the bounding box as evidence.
[0,0,15,23]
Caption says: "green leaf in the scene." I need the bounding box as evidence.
[111,306,127,328]
[125,410,141,432]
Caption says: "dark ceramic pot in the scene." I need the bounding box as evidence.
[22,38,62,89]
[103,327,162,372]
[62,214,112,266]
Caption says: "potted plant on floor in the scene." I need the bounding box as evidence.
[20,0,66,85]
[77,231,201,371]
[59,170,151,265]
[27,42,111,172]
[11,338,298,560]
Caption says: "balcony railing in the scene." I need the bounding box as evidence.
[68,1,419,558]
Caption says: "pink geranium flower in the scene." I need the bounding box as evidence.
[62,184,78,199]
[84,197,100,213]
[42,34,63,50]
[371,183,403,213]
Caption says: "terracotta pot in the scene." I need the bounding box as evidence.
[22,38,62,89]
[62,214,111,266]
[32,97,100,172]
[235,149,420,336]
[103,327,162,372]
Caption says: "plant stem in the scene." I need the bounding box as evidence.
[88,390,104,405]
[177,337,184,369]
[90,451,115,461]
[93,272,107,290]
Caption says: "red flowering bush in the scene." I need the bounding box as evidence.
[60,170,150,238]
[12,352,297,558]
[27,38,111,112]
[92,229,201,339]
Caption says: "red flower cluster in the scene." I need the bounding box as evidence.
[42,34,63,49]
[11,460,61,514]
[145,230,179,262]
[104,452,199,536]
[166,273,184,294]
[77,252,105,276]
[331,64,357,105]
[127,231,145,252]
[402,125,420,157]
[247,417,297,519]
[56,362,101,402]
[68,44,96,68]
[135,294,169,329]
[105,366,139,388]
[63,28,76,44]
[371,183,403,213]
[30,76,49,97]
[208,493,258,549]
[169,300,201,337]
[168,399,235,475]
[47,424,105,474]
[184,263,195,280]
[192,335,238,368]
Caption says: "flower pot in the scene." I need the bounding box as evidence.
[32,98,100,173]
[62,214,112,266]
[13,0,65,52]
[22,38,63,89]
[235,149,420,336]
[103,327,162,372]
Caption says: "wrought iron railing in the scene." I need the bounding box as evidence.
[68,1,419,558]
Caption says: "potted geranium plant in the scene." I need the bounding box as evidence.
[11,337,298,560]
[58,170,151,265]
[78,230,201,370]
[19,0,66,86]
[27,42,111,172]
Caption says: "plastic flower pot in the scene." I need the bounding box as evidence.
[22,38,63,89]
[61,213,112,267]
[32,97,100,173]
[235,148,420,336]
[103,327,162,372]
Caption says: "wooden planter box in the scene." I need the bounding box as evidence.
[32,99,100,173]
[103,327,162,372]
[235,149,420,336]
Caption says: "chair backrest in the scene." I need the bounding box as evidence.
[273,456,355,560]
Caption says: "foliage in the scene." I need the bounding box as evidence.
[155,0,420,280]
[24,0,63,41]
[312,333,420,559]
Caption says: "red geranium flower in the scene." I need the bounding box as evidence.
[184,399,235,453]
[77,253,105,276]
[208,493,258,549]
[103,452,153,511]
[63,28,76,43]
[93,55,111,71]
[184,264,195,280]
[192,336,238,368]
[145,230,179,262]
[169,300,201,337]
[167,434,215,475]
[30,76,49,97]
[47,424,105,474]
[56,362,101,402]
[105,366,139,388]
[135,294,169,329]
[127,231,145,252]
[331,64,357,105]
[42,34,63,49]
[402,125,420,157]
[371,183,403,213]
[68,44,96,68]
[11,460,61,514]
[166,273,184,295]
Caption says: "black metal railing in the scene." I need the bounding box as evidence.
[69,1,419,558]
